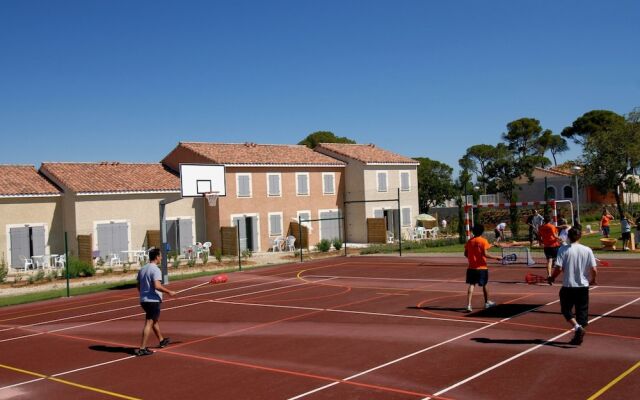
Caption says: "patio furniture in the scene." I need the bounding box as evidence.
[285,236,296,252]
[54,254,66,269]
[271,236,285,252]
[19,255,33,272]
[110,253,122,267]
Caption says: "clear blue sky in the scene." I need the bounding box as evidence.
[1,0,638,173]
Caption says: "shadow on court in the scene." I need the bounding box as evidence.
[407,306,470,313]
[472,337,575,349]
[89,345,137,355]
[108,283,138,290]
[468,303,543,318]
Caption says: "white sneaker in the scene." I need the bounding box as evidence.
[624,247,630,251]
[465,305,472,312]
[485,301,496,309]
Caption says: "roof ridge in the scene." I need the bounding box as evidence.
[0,164,37,167]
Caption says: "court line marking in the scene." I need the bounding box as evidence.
[0,362,140,399]
[423,295,640,399]
[587,360,640,400]
[0,277,299,334]
[286,293,567,400]
[209,300,491,325]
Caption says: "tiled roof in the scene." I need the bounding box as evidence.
[40,162,180,194]
[315,143,418,165]
[0,165,61,197]
[164,142,346,166]
[534,167,572,177]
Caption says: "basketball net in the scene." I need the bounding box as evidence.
[205,191,219,207]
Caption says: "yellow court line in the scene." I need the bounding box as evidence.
[0,363,141,400]
[587,360,640,400]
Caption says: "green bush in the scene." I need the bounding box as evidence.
[316,239,331,252]
[34,269,45,282]
[202,252,209,264]
[187,258,196,268]
[214,248,223,263]
[67,257,96,278]
[46,270,57,282]
[0,253,8,283]
[332,239,343,251]
[241,249,253,259]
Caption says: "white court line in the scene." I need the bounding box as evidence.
[423,295,640,399]
[210,300,491,325]
[0,277,298,334]
[287,295,566,400]
[303,275,640,290]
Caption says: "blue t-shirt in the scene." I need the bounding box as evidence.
[621,218,631,233]
[137,263,162,302]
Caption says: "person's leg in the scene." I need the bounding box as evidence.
[482,285,489,303]
[559,287,577,329]
[152,319,164,342]
[467,285,474,310]
[546,258,553,278]
[575,288,590,328]
[140,318,154,349]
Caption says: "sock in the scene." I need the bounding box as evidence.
[574,324,581,330]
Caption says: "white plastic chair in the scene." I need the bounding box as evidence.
[271,236,284,252]
[55,254,66,269]
[386,231,395,244]
[19,255,33,272]
[430,227,439,239]
[285,236,296,252]
[110,253,122,267]
[202,242,212,258]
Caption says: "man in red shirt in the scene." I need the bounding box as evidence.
[464,224,503,312]
[538,215,562,278]
[600,208,614,238]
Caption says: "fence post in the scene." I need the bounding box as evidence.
[299,216,303,263]
[397,188,402,257]
[64,232,70,298]
[236,224,242,271]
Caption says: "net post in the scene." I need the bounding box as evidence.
[299,216,303,263]
[397,188,402,257]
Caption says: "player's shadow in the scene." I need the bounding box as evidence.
[108,283,137,290]
[469,304,542,318]
[89,345,137,355]
[471,337,574,349]
[407,306,470,313]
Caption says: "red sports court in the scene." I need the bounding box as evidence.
[0,255,638,399]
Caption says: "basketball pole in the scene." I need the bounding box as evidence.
[159,196,181,284]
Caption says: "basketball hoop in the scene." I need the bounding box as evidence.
[204,191,219,207]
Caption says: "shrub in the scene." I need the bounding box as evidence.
[202,252,209,264]
[332,239,343,251]
[34,269,45,282]
[316,239,331,252]
[122,263,130,273]
[28,275,36,284]
[46,270,57,282]
[187,258,196,268]
[241,249,253,259]
[67,257,96,278]
[104,267,113,275]
[214,248,223,263]
[0,253,7,283]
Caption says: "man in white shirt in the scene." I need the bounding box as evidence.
[549,228,598,345]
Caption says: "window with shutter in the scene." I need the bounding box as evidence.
[267,174,281,196]
[296,173,309,195]
[377,172,388,192]
[401,208,411,226]
[323,173,335,195]
[400,172,410,191]
[269,213,283,236]
[237,174,252,197]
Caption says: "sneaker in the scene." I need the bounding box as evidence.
[624,247,630,251]
[465,305,473,313]
[570,326,586,345]
[484,301,496,309]
[159,338,171,348]
[134,348,154,356]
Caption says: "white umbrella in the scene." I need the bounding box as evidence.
[416,214,436,221]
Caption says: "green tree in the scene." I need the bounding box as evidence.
[561,110,626,145]
[460,144,498,192]
[537,130,569,166]
[298,131,356,149]
[415,157,455,213]
[576,109,640,216]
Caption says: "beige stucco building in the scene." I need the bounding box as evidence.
[315,143,420,243]
[0,165,63,270]
[162,142,346,252]
[40,163,202,261]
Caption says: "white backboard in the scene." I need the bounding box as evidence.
[180,164,226,197]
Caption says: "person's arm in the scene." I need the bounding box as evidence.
[154,280,176,297]
[483,244,502,261]
[590,268,598,286]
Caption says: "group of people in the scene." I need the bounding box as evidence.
[464,220,597,346]
[601,208,639,251]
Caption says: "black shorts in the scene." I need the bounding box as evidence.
[494,229,501,239]
[559,287,589,327]
[544,247,559,260]
[622,232,631,240]
[141,302,161,320]
[466,269,489,286]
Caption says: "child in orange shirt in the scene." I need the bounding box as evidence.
[538,215,562,278]
[464,224,503,312]
[600,209,614,238]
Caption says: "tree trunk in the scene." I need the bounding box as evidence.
[457,200,466,244]
[614,186,625,217]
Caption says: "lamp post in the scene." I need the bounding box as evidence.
[473,185,480,226]
[571,166,582,225]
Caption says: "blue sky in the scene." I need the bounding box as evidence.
[1,0,638,173]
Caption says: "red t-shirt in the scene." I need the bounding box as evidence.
[538,223,560,248]
[464,236,491,270]
[601,215,613,227]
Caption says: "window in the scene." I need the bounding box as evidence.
[322,173,335,195]
[377,171,388,192]
[400,171,411,191]
[268,212,283,236]
[8,224,47,268]
[319,210,341,241]
[95,221,130,260]
[546,186,556,200]
[236,174,252,198]
[401,207,411,227]
[267,173,281,197]
[166,218,193,254]
[297,210,312,230]
[563,185,573,199]
[296,173,309,196]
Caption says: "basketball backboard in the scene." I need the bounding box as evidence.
[179,164,226,197]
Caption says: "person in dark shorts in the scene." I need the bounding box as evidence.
[463,224,502,312]
[538,215,561,278]
[548,228,598,345]
[135,248,176,356]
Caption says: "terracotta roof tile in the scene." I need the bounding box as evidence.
[534,166,572,177]
[0,165,61,197]
[315,143,418,165]
[40,163,180,194]
[166,142,345,166]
